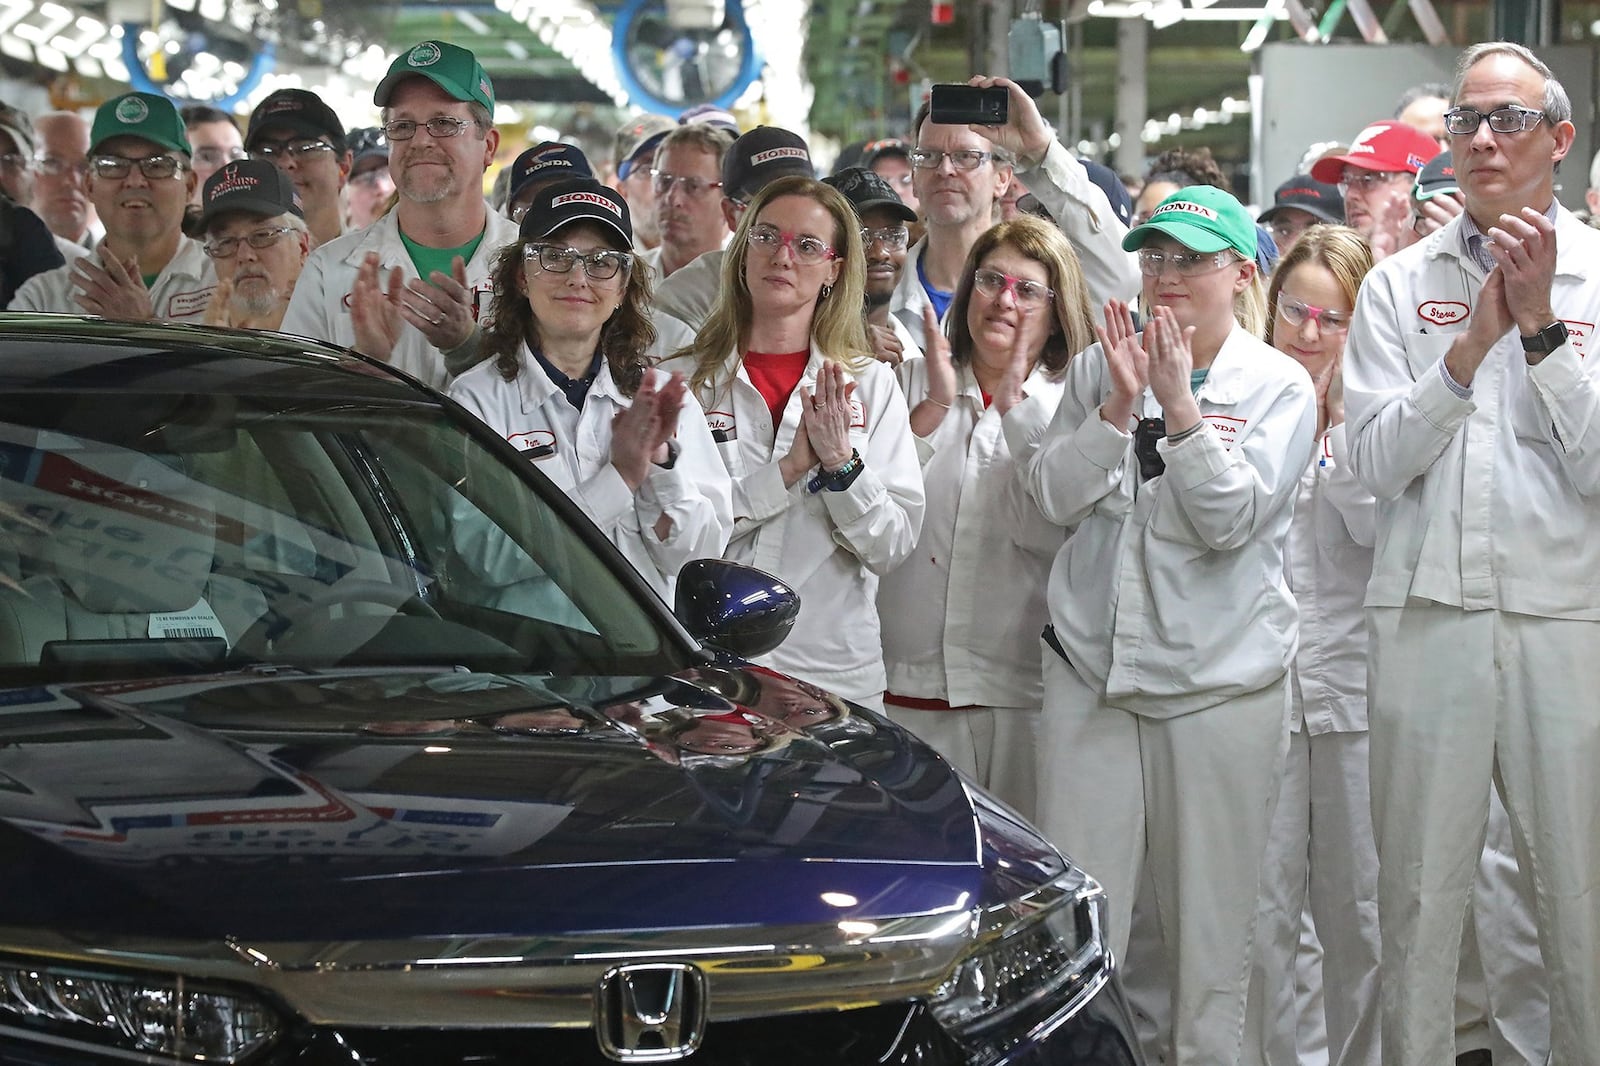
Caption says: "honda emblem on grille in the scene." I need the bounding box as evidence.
[595,962,708,1061]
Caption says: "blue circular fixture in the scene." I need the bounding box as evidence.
[611,0,761,115]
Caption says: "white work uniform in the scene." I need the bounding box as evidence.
[890,141,1140,350]
[280,209,520,390]
[8,237,215,319]
[448,348,731,602]
[1006,325,1315,1066]
[1343,204,1600,1066]
[1248,423,1381,1066]
[661,345,924,704]
[877,356,1066,820]
[652,247,724,331]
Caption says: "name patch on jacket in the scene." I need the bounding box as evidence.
[1202,413,1246,447]
[508,429,557,460]
[848,397,866,430]
[707,410,737,443]
[1562,318,1593,358]
[166,286,216,319]
[1417,300,1469,326]
[339,283,495,320]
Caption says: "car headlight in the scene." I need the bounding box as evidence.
[930,873,1109,1063]
[0,958,278,1063]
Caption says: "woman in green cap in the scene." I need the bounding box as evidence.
[1007,184,1318,1065]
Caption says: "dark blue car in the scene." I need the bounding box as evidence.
[0,316,1142,1066]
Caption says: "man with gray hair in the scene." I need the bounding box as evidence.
[1343,41,1599,1066]
[281,40,517,388]
[198,159,310,331]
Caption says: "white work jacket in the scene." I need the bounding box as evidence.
[1343,205,1600,620]
[890,140,1141,349]
[653,247,725,331]
[8,237,215,319]
[659,344,926,701]
[1285,423,1376,734]
[878,356,1068,708]
[1006,325,1317,719]
[447,347,732,601]
[280,209,520,391]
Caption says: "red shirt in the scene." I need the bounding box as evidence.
[743,350,809,427]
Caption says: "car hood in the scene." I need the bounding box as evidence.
[0,668,1012,942]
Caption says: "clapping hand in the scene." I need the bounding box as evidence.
[71,251,155,321]
[1095,299,1149,429]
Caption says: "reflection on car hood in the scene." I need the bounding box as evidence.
[0,668,1007,942]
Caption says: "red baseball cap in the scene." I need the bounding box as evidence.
[1310,121,1440,184]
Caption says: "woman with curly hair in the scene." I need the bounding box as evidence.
[662,174,924,708]
[448,176,730,599]
[877,216,1094,820]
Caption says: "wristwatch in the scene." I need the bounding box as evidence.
[652,438,681,470]
[1520,320,1568,354]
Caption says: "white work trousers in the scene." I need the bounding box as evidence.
[883,704,1039,822]
[1369,603,1600,1066]
[1249,727,1380,1066]
[1036,647,1288,1066]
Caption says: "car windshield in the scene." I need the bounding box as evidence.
[0,387,688,681]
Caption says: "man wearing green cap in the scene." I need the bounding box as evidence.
[281,40,517,389]
[8,91,215,319]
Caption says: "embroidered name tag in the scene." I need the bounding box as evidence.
[509,429,557,459]
[166,286,217,320]
[707,410,737,443]
[1201,413,1246,447]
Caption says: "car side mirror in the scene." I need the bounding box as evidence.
[674,559,800,660]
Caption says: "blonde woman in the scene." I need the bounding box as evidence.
[1009,185,1316,1064]
[877,216,1094,820]
[664,175,924,708]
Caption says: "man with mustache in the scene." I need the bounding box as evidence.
[244,89,349,248]
[646,122,735,284]
[198,159,310,332]
[1311,119,1441,261]
[281,40,517,388]
[7,92,214,321]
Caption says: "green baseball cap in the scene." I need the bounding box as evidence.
[374,40,495,113]
[90,92,191,157]
[1122,185,1256,260]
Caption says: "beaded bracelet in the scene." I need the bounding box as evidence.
[807,449,864,494]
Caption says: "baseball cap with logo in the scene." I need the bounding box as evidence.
[374,40,495,113]
[678,103,740,135]
[1122,185,1257,260]
[90,92,192,157]
[0,100,36,157]
[519,176,632,247]
[722,126,812,202]
[1257,174,1345,226]
[614,114,676,180]
[347,127,389,173]
[1310,120,1440,183]
[1413,153,1458,201]
[861,137,913,169]
[822,166,917,224]
[200,158,304,229]
[246,88,346,152]
[509,141,594,202]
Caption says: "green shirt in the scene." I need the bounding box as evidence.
[399,227,486,285]
[1190,368,1209,395]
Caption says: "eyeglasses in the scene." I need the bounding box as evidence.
[348,168,390,189]
[746,224,839,265]
[1276,292,1352,333]
[203,226,297,259]
[908,148,993,171]
[524,243,632,281]
[650,170,724,197]
[381,117,472,141]
[0,152,29,173]
[1136,248,1235,278]
[972,267,1054,306]
[860,225,909,250]
[251,139,335,161]
[881,171,914,187]
[192,145,247,169]
[1338,170,1405,195]
[1443,104,1545,136]
[33,155,87,177]
[89,153,186,180]
[1268,219,1310,243]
